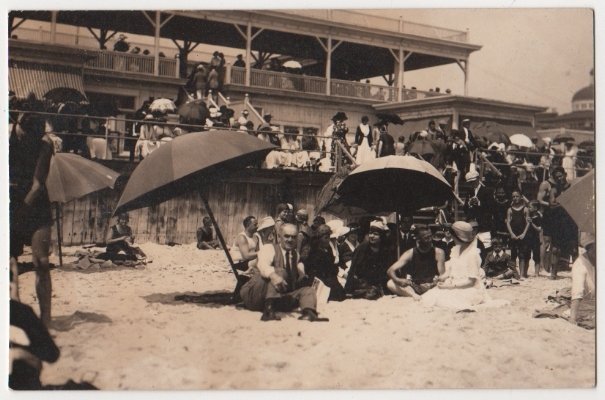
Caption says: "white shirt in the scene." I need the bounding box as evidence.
[256,243,305,279]
[571,253,595,301]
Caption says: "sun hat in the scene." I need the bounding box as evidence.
[579,232,596,248]
[296,209,308,217]
[257,216,275,231]
[326,219,344,236]
[451,221,474,243]
[336,226,351,238]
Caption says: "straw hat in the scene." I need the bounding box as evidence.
[451,221,474,243]
[465,170,479,182]
[257,216,275,231]
[326,219,344,235]
[369,219,388,232]
[336,226,351,238]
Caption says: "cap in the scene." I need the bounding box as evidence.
[369,219,388,232]
[465,170,479,182]
[451,221,474,243]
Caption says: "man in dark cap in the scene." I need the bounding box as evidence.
[233,54,246,68]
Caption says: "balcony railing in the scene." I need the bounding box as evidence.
[83,49,178,78]
[276,10,469,43]
[229,67,446,102]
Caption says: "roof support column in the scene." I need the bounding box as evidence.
[154,11,161,76]
[50,11,58,43]
[397,46,404,102]
[246,22,252,86]
[326,35,332,95]
[456,58,469,96]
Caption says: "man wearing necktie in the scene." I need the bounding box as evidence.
[240,223,328,322]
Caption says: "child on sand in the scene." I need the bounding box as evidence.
[482,237,520,280]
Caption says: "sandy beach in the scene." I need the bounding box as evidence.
[14,242,595,390]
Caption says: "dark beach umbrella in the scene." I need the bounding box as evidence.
[553,135,575,144]
[336,155,458,215]
[486,131,511,146]
[375,113,405,125]
[178,100,209,126]
[113,132,277,283]
[316,171,373,218]
[578,140,595,149]
[44,87,89,105]
[557,170,595,234]
[47,153,121,265]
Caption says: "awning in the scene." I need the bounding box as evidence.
[9,60,87,100]
[471,120,536,138]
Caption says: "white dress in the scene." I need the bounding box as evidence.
[422,239,489,310]
[562,146,578,183]
[355,124,376,165]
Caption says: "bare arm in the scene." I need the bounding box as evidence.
[518,208,530,239]
[435,248,446,276]
[386,249,413,286]
[569,299,580,324]
[537,181,550,207]
[236,234,257,261]
[24,138,53,207]
[505,208,515,238]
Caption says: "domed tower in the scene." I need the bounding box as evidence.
[571,69,594,112]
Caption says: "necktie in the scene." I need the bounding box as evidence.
[285,251,293,287]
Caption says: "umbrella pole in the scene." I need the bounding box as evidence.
[55,203,63,267]
[200,193,240,281]
[396,212,401,258]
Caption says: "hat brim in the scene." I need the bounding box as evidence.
[451,229,473,243]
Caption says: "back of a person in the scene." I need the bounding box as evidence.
[380,132,395,157]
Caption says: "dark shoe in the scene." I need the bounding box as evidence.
[261,310,281,321]
[261,300,281,321]
[298,308,329,322]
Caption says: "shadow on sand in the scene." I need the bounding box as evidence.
[51,311,113,332]
[143,291,242,309]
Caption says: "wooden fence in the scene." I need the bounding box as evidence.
[51,170,332,249]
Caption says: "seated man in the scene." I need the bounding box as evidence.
[482,237,520,279]
[570,232,596,327]
[239,223,328,322]
[197,216,221,250]
[101,213,146,262]
[386,226,445,300]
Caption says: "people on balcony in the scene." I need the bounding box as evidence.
[113,34,129,52]
[233,54,246,68]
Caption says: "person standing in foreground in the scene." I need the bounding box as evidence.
[386,226,445,300]
[9,95,54,327]
[240,223,328,322]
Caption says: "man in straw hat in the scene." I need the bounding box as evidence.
[464,166,494,250]
[240,223,328,322]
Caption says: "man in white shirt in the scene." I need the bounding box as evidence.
[239,223,328,322]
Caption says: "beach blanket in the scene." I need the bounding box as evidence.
[533,287,595,330]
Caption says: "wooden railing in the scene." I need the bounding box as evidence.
[84,49,179,78]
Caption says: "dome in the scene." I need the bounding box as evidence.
[572,84,595,102]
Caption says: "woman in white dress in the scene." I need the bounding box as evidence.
[422,221,489,310]
[561,141,578,182]
[354,116,376,165]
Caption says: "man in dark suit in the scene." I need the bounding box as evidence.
[459,118,477,151]
[464,169,495,251]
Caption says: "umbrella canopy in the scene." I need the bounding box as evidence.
[114,131,277,214]
[553,135,575,144]
[375,113,405,125]
[178,100,209,126]
[282,60,302,69]
[46,153,121,203]
[336,155,456,214]
[149,98,177,114]
[556,170,595,234]
[316,172,374,218]
[407,139,435,156]
[578,140,595,149]
[509,133,533,148]
[43,87,89,105]
[486,131,511,146]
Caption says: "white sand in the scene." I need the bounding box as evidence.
[15,243,595,389]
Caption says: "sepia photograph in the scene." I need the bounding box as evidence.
[2,0,599,395]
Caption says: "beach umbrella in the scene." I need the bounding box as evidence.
[556,170,595,234]
[43,87,89,105]
[282,60,302,69]
[177,100,209,126]
[316,171,374,218]
[486,131,511,146]
[578,140,595,149]
[375,113,405,125]
[46,153,121,265]
[337,155,459,215]
[113,132,277,281]
[509,133,533,148]
[553,134,575,144]
[149,98,177,114]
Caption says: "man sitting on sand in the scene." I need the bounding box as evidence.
[197,216,221,250]
[386,226,445,300]
[239,223,328,322]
